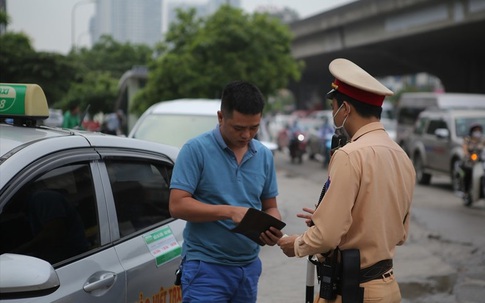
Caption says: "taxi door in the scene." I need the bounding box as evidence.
[98,153,184,303]
[0,151,128,302]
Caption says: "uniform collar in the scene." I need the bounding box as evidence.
[351,122,385,142]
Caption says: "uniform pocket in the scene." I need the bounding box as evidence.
[362,277,401,303]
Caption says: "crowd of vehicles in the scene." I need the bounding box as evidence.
[395,92,485,155]
[408,109,485,185]
[0,83,184,302]
[269,101,397,165]
[305,110,333,165]
[396,92,485,206]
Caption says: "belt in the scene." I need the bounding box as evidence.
[360,259,393,283]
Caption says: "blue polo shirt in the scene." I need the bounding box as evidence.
[170,126,278,265]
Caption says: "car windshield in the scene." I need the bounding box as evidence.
[133,114,217,148]
[455,117,485,138]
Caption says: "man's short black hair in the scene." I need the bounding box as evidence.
[221,80,265,117]
[328,90,382,119]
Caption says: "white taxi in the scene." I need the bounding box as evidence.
[0,83,184,302]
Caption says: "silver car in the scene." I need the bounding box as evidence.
[408,108,485,188]
[0,83,184,302]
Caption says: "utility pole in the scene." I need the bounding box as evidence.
[71,0,95,50]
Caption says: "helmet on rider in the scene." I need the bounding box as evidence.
[469,123,483,139]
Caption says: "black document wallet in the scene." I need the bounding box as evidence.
[231,208,286,246]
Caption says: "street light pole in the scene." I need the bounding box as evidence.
[71,0,95,50]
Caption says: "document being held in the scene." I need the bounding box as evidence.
[231,208,286,245]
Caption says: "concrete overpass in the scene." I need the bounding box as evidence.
[288,0,485,109]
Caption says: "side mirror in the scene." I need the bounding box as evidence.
[0,253,60,299]
[435,128,449,139]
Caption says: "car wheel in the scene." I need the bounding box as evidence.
[414,154,431,185]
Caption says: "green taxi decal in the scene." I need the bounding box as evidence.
[143,226,182,267]
[0,84,26,114]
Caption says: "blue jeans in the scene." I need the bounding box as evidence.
[181,258,262,303]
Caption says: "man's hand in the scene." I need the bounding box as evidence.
[230,206,249,224]
[277,234,299,257]
[259,226,284,246]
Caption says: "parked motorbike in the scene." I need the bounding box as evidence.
[289,131,306,164]
[459,146,485,206]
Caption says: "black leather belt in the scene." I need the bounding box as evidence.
[360,259,393,283]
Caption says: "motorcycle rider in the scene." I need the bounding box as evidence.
[461,123,485,203]
[288,119,305,162]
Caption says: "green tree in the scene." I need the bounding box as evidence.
[1,10,153,115]
[65,35,153,113]
[0,9,78,108]
[132,5,303,114]
[0,9,9,26]
[0,32,78,106]
[69,35,153,79]
[63,71,118,114]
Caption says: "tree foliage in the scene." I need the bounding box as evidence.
[63,35,154,113]
[0,10,9,26]
[132,5,303,114]
[0,30,151,113]
[0,32,78,106]
[69,35,153,79]
[63,71,119,114]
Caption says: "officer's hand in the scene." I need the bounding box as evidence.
[297,207,315,227]
[277,234,298,257]
[260,226,283,246]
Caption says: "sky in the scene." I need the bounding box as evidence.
[5,0,355,55]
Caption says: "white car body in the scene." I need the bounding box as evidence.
[129,98,277,152]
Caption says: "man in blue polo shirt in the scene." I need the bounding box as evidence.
[169,80,283,303]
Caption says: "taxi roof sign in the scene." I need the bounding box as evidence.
[0,83,49,119]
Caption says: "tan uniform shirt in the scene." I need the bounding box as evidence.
[294,122,416,268]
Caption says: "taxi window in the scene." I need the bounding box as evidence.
[0,163,99,265]
[105,160,172,237]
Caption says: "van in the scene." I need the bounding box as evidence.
[395,92,485,154]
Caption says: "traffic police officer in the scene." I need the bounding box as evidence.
[278,58,416,303]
